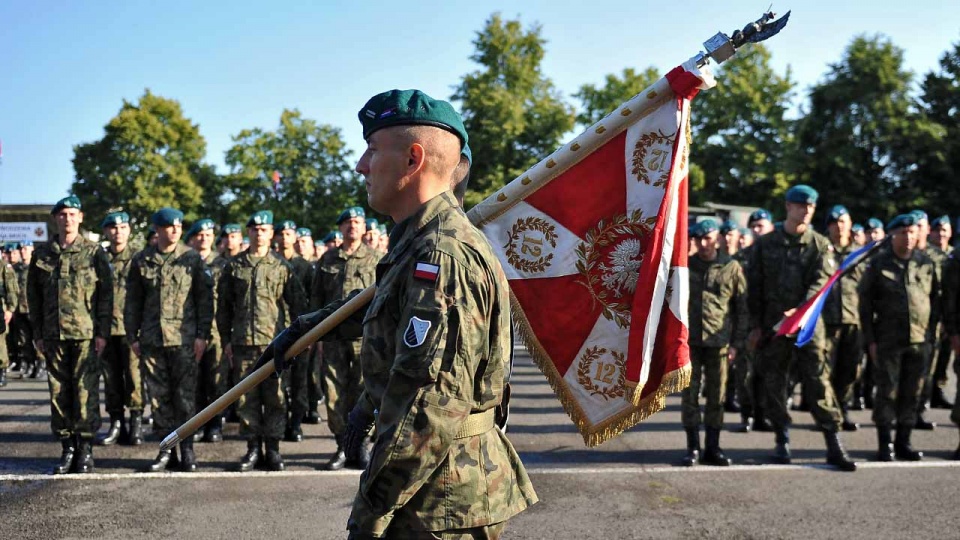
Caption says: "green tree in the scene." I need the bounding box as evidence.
[573,66,660,126]
[71,90,208,229]
[223,109,363,232]
[691,44,796,209]
[452,13,575,208]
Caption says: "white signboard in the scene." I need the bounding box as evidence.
[0,222,49,243]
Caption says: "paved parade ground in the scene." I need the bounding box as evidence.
[2,349,959,539]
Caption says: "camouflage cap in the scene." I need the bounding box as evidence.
[247,210,274,227]
[865,218,884,231]
[719,219,739,234]
[276,219,297,231]
[691,219,720,238]
[296,227,312,238]
[826,204,849,224]
[51,195,82,214]
[785,184,818,204]
[365,218,379,232]
[358,89,467,148]
[185,218,216,239]
[101,211,130,228]
[887,213,918,232]
[748,208,773,224]
[152,207,184,227]
[931,215,951,228]
[337,206,365,224]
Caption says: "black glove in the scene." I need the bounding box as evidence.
[343,406,375,462]
[254,325,305,377]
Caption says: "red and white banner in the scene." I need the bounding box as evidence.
[468,59,713,445]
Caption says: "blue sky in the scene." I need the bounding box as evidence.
[1,0,957,205]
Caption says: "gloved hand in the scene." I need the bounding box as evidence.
[254,321,308,377]
[343,406,375,463]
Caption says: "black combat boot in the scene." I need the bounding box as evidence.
[284,418,303,443]
[915,408,936,430]
[325,434,347,471]
[773,429,791,464]
[145,447,179,472]
[203,416,223,443]
[752,409,773,432]
[953,436,960,461]
[73,436,95,474]
[723,396,741,414]
[31,359,46,380]
[850,381,865,411]
[239,438,262,472]
[931,386,953,409]
[823,431,857,471]
[736,414,754,433]
[303,407,321,425]
[179,440,198,472]
[53,437,76,475]
[702,427,732,466]
[127,411,144,446]
[840,407,859,432]
[681,427,700,467]
[894,426,922,461]
[0,368,7,387]
[264,438,285,471]
[97,414,124,446]
[876,426,894,462]
[192,428,204,442]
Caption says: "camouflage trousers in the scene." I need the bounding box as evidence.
[825,324,863,409]
[761,335,842,432]
[952,353,960,425]
[681,345,728,429]
[101,335,144,415]
[196,339,227,415]
[872,343,929,428]
[142,344,197,439]
[286,350,309,421]
[349,521,506,540]
[307,344,324,412]
[322,339,363,436]
[921,333,954,404]
[0,329,8,369]
[45,339,102,439]
[11,312,35,366]
[235,345,286,440]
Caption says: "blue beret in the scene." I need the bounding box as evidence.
[852,223,864,233]
[185,218,216,239]
[378,224,387,235]
[359,89,468,148]
[739,227,753,237]
[322,231,343,243]
[152,207,184,227]
[691,219,720,238]
[931,215,951,227]
[338,206,365,224]
[19,240,33,247]
[785,184,818,204]
[719,219,739,234]
[887,214,918,231]
[865,218,884,231]
[247,210,274,227]
[296,227,312,238]
[827,205,849,224]
[5,242,19,251]
[242,236,250,243]
[51,195,82,214]
[314,239,325,247]
[277,219,297,231]
[748,209,772,224]
[221,223,242,235]
[365,218,379,231]
[909,209,928,223]
[101,211,130,228]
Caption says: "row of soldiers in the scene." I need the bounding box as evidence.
[0,196,384,474]
[682,184,960,469]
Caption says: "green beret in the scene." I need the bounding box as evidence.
[5,242,20,251]
[852,223,864,234]
[222,223,242,235]
[358,89,468,148]
[378,224,387,235]
[337,206,365,224]
[277,219,297,231]
[242,236,250,243]
[365,218,379,231]
[51,195,82,214]
[887,214,918,232]
[20,240,33,247]
[931,215,951,228]
[909,209,928,223]
[785,184,818,204]
[748,209,772,224]
[462,143,472,165]
[152,207,184,227]
[719,219,738,234]
[866,218,884,231]
[827,205,849,224]
[322,231,342,243]
[186,218,216,239]
[101,211,130,228]
[739,227,754,238]
[691,219,720,238]
[247,210,274,227]
[314,240,325,247]
[296,227,312,238]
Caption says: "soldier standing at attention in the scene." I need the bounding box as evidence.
[259,89,536,538]
[97,211,144,446]
[0,255,18,387]
[923,215,954,410]
[748,208,774,238]
[127,208,213,472]
[860,214,939,461]
[747,185,856,471]
[186,218,230,443]
[218,210,304,472]
[28,196,113,474]
[309,206,381,470]
[682,219,747,466]
[296,227,317,262]
[719,219,741,413]
[12,241,38,379]
[822,205,865,432]
[217,223,244,258]
[943,248,960,459]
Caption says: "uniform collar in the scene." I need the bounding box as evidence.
[385,191,458,263]
[50,234,90,254]
[775,222,814,245]
[336,242,373,261]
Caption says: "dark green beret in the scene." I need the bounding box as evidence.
[277,219,297,231]
[785,184,818,204]
[719,219,738,234]
[296,227,312,238]
[887,214,918,232]
[337,206,365,224]
[152,207,184,227]
[866,218,884,231]
[691,219,720,238]
[51,195,82,214]
[931,215,950,228]
[322,231,343,243]
[222,223,242,235]
[358,89,468,148]
[827,205,849,224]
[748,208,772,224]
[852,223,864,234]
[247,210,274,227]
[365,218,379,231]
[5,242,20,251]
[462,143,472,165]
[101,211,130,228]
[186,218,216,239]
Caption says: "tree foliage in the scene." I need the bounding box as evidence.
[913,40,960,217]
[452,13,575,208]
[574,66,660,127]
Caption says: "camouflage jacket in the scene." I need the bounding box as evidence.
[107,246,135,337]
[217,250,304,347]
[28,235,113,341]
[1,264,18,332]
[748,224,834,335]
[925,245,952,286]
[732,245,752,274]
[688,253,748,349]
[280,251,314,300]
[13,262,29,314]
[860,247,939,347]
[822,241,864,327]
[125,243,213,348]
[307,192,536,535]
[203,251,230,345]
[943,253,960,336]
[310,242,380,315]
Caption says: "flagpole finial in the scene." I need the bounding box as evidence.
[700,9,791,66]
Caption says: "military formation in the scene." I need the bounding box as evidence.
[685,185,960,470]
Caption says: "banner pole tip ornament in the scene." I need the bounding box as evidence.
[701,10,791,66]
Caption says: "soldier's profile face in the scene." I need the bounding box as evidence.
[932,224,951,244]
[19,245,33,260]
[104,222,131,246]
[227,232,243,251]
[785,202,815,225]
[869,228,885,242]
[281,228,297,248]
[55,208,83,235]
[356,128,411,216]
[297,236,314,257]
[8,249,21,263]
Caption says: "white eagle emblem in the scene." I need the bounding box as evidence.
[598,238,643,298]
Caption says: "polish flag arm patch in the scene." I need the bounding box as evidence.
[413,261,440,283]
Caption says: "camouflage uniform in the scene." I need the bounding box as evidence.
[921,245,953,407]
[310,242,380,438]
[731,247,762,425]
[281,253,315,432]
[101,245,142,418]
[945,255,960,431]
[315,192,536,537]
[823,241,866,422]
[197,252,229,426]
[125,243,213,439]
[861,248,939,429]
[217,251,304,440]
[28,235,113,440]
[0,263,19,373]
[10,261,35,372]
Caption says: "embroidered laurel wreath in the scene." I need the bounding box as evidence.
[631,129,676,187]
[576,346,627,400]
[503,217,558,274]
